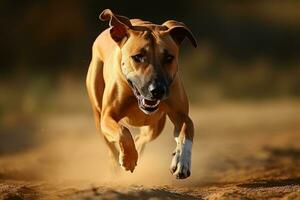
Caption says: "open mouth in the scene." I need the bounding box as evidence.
[131,84,160,114]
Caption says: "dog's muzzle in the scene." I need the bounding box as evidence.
[133,85,161,114]
[128,80,165,114]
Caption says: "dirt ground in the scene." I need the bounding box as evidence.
[1,97,300,199]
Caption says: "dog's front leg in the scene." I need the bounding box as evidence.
[101,113,138,172]
[168,112,194,179]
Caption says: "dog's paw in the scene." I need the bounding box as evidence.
[119,148,138,172]
[170,139,192,179]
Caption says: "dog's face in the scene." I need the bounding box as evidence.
[120,31,178,114]
[99,9,197,114]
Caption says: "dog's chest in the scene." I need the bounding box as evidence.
[120,107,165,127]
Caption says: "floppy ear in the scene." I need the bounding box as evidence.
[99,9,133,46]
[162,20,197,48]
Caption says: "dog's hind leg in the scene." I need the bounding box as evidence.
[104,137,121,174]
[92,105,121,174]
[135,114,166,156]
[99,114,120,174]
[91,106,120,172]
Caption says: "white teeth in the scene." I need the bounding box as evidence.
[142,98,146,106]
[153,100,160,107]
[141,99,160,108]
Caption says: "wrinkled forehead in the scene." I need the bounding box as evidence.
[123,30,178,55]
[152,31,178,54]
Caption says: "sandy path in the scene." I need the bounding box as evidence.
[1,101,300,199]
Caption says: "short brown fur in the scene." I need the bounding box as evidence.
[86,9,196,178]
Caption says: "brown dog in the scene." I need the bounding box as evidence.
[86,9,197,179]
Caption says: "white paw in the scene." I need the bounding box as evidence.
[170,139,192,179]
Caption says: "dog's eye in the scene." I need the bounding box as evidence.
[131,54,146,63]
[164,54,174,64]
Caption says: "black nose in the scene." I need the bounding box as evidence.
[148,83,165,99]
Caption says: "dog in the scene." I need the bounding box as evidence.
[86,9,197,179]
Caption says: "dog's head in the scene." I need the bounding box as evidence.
[100,9,197,114]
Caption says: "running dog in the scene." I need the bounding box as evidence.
[86,9,197,179]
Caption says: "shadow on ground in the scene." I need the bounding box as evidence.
[238,177,300,188]
[71,187,199,200]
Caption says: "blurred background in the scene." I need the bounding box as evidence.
[0,0,300,197]
[1,1,300,113]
